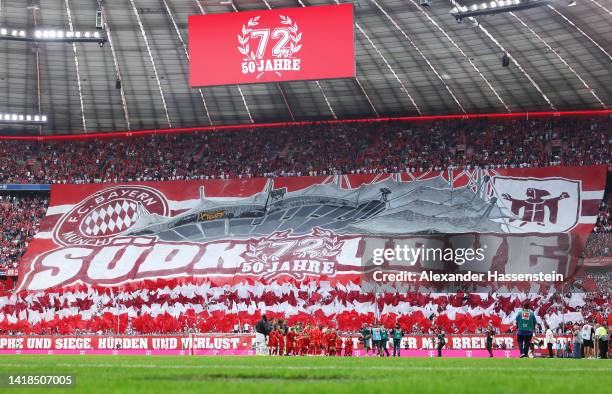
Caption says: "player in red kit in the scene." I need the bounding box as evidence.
[286,327,296,356]
[343,336,354,357]
[268,326,279,355]
[335,332,343,356]
[298,325,310,356]
[326,328,338,356]
[310,325,323,355]
[276,326,285,356]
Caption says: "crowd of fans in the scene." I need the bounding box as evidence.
[582,189,611,258]
[594,192,612,234]
[0,116,609,272]
[0,117,608,338]
[0,194,48,270]
[0,116,609,184]
[0,275,609,336]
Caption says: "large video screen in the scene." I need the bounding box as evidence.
[189,4,355,87]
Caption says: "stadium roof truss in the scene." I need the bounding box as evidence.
[0,0,610,135]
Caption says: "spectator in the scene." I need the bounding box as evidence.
[0,193,47,269]
[544,324,555,358]
[255,314,269,355]
[392,323,404,357]
[572,325,583,359]
[0,116,609,184]
[595,324,608,359]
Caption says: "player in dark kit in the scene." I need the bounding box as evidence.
[436,330,446,357]
[486,323,495,357]
[360,324,373,355]
[515,302,537,358]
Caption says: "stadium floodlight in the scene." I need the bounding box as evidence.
[0,112,48,125]
[0,27,107,44]
[450,0,548,22]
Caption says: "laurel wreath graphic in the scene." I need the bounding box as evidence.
[237,15,302,62]
[237,16,259,61]
[243,228,343,281]
[279,15,302,57]
[244,230,292,263]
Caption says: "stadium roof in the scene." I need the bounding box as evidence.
[0,0,610,135]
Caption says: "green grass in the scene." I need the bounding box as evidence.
[0,355,609,394]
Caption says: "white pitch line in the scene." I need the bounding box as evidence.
[0,362,609,373]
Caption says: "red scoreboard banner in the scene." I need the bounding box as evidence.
[188,4,355,87]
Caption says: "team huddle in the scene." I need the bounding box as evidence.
[255,316,408,357]
[265,320,354,356]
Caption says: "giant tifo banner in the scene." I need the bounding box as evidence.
[0,334,570,358]
[188,4,355,86]
[16,166,607,292]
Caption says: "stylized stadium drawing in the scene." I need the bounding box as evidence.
[124,175,508,242]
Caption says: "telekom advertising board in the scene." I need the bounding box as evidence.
[188,4,355,87]
[0,335,570,357]
[0,335,573,358]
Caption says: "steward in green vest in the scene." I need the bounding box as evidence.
[515,302,536,358]
[379,324,390,357]
[392,323,404,357]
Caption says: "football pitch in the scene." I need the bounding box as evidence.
[0,355,609,394]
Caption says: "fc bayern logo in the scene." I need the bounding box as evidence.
[54,186,169,246]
